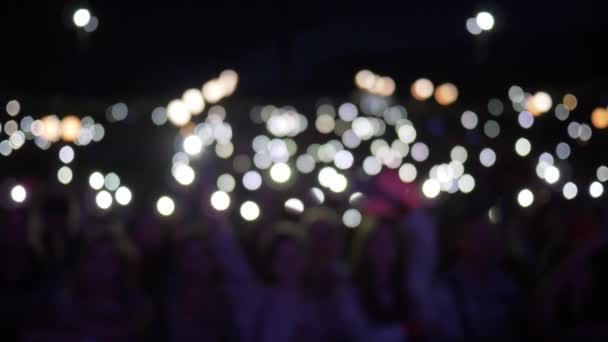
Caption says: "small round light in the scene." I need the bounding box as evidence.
[458,174,476,194]
[284,198,304,214]
[544,165,560,184]
[479,148,496,167]
[210,191,231,211]
[515,138,532,157]
[411,78,434,101]
[57,166,73,185]
[399,163,417,183]
[96,191,113,210]
[517,189,534,208]
[104,172,121,191]
[343,209,362,228]
[240,201,260,221]
[563,182,578,200]
[73,8,91,27]
[89,172,105,190]
[422,179,441,199]
[115,186,132,206]
[270,162,291,183]
[243,171,262,190]
[10,185,27,203]
[183,135,203,156]
[217,174,236,192]
[59,145,75,164]
[476,11,495,31]
[156,196,175,216]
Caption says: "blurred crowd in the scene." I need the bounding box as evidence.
[2,176,608,342]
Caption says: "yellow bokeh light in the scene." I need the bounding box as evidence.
[591,107,608,129]
[434,83,459,106]
[60,115,81,142]
[563,94,578,111]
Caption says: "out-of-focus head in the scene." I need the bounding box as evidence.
[302,208,341,262]
[41,193,72,232]
[353,217,402,280]
[264,221,307,289]
[131,210,164,252]
[176,234,215,282]
[78,236,124,289]
[458,221,502,264]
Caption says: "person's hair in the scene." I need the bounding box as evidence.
[351,216,409,323]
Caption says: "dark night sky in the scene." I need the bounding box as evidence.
[2,1,607,99]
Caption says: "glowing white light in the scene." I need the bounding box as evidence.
[83,15,98,32]
[173,163,195,186]
[411,142,429,162]
[329,174,348,193]
[217,174,236,192]
[476,11,495,31]
[515,138,532,157]
[240,201,260,221]
[334,150,354,170]
[517,189,534,208]
[532,92,553,113]
[242,171,262,191]
[412,78,434,100]
[343,209,362,228]
[96,191,113,210]
[9,131,25,149]
[458,174,476,194]
[567,122,581,139]
[399,163,417,183]
[318,167,338,188]
[597,166,608,182]
[479,148,496,167]
[59,146,75,164]
[89,172,104,190]
[73,8,91,27]
[285,198,304,214]
[210,191,230,211]
[156,196,175,216]
[461,111,479,130]
[563,182,578,200]
[202,80,224,104]
[182,88,205,115]
[57,166,73,185]
[270,163,291,183]
[0,140,11,156]
[544,165,560,184]
[183,135,203,156]
[104,173,121,191]
[166,99,191,127]
[450,145,468,163]
[589,182,604,198]
[466,17,482,35]
[509,86,525,103]
[115,186,132,206]
[397,124,417,144]
[363,156,382,176]
[11,185,27,203]
[422,179,441,198]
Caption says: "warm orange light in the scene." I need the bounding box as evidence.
[434,83,459,106]
[591,107,608,129]
[41,115,61,142]
[411,78,434,101]
[563,94,577,111]
[60,115,81,142]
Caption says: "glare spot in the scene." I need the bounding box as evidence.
[57,166,73,185]
[285,198,304,215]
[422,179,441,198]
[515,138,532,157]
[11,185,27,203]
[517,189,534,208]
[476,11,495,31]
[343,209,362,228]
[73,8,91,27]
[115,186,132,206]
[563,182,578,200]
[240,201,260,221]
[89,172,104,190]
[96,191,113,210]
[156,196,175,216]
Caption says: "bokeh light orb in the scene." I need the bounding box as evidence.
[210,191,231,211]
[60,116,81,142]
[284,198,305,215]
[434,83,459,106]
[240,201,260,221]
[411,78,434,101]
[343,209,362,228]
[476,11,495,31]
[95,191,113,210]
[517,189,534,208]
[515,138,532,157]
[156,196,175,216]
[270,162,291,183]
[591,107,608,129]
[167,99,192,127]
[590,181,604,198]
[89,172,105,190]
[57,166,73,185]
[11,185,27,203]
[73,8,91,27]
[243,171,263,190]
[115,186,132,206]
[183,135,203,156]
[182,88,205,115]
[563,182,578,200]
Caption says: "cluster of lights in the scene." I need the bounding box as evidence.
[354,70,396,96]
[89,171,132,210]
[466,11,495,35]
